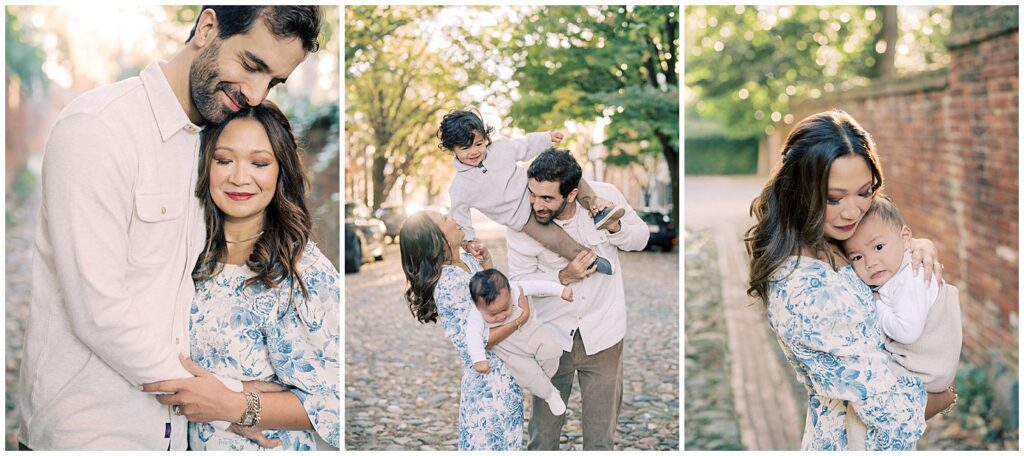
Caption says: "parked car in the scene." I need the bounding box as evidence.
[372,203,407,242]
[345,202,386,273]
[637,208,677,252]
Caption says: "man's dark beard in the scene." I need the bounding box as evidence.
[534,196,570,225]
[189,39,239,125]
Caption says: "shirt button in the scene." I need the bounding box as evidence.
[175,337,180,344]
[161,206,167,215]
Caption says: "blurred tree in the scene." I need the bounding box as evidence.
[6,7,48,94]
[346,5,466,211]
[686,5,950,137]
[501,5,680,225]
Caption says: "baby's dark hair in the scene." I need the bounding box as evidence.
[438,110,493,151]
[862,194,906,232]
[469,268,510,307]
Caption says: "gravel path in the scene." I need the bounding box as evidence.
[683,228,742,450]
[5,178,40,450]
[344,229,680,450]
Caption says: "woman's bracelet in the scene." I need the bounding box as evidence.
[939,385,959,416]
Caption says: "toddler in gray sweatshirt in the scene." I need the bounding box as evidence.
[440,109,626,274]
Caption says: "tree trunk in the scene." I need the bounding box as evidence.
[879,6,898,77]
[371,155,387,211]
[654,129,679,229]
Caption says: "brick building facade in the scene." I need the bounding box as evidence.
[779,5,1018,422]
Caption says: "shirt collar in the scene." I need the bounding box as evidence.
[553,202,583,227]
[453,155,486,172]
[140,61,203,142]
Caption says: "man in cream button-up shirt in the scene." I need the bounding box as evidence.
[506,149,649,450]
[17,6,319,450]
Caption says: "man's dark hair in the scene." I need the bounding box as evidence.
[438,110,493,151]
[187,6,321,52]
[469,269,510,306]
[527,148,582,198]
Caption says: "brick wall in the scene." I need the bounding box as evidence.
[783,6,1019,375]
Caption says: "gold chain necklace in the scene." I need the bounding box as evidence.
[225,231,265,244]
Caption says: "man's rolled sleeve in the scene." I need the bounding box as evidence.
[43,113,190,386]
[603,188,650,251]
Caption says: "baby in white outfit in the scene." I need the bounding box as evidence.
[842,195,962,449]
[466,268,572,415]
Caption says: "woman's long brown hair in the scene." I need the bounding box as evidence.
[192,101,312,299]
[399,212,452,324]
[745,110,884,307]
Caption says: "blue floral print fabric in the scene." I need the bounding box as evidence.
[767,256,927,450]
[188,241,340,450]
[434,251,524,450]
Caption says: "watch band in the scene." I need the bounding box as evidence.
[237,391,262,427]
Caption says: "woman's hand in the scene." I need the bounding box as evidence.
[924,388,956,419]
[227,423,282,449]
[908,238,943,284]
[141,354,246,424]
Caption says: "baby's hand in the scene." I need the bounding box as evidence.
[550,131,565,143]
[561,286,574,302]
[473,361,490,374]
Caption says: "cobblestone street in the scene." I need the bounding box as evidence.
[344,221,680,450]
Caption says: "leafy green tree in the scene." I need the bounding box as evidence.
[685,5,950,137]
[346,6,469,211]
[6,7,48,94]
[501,6,679,225]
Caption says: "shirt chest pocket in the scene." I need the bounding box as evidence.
[537,229,609,264]
[129,192,186,267]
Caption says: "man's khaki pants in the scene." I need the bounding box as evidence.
[527,331,623,450]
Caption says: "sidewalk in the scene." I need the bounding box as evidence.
[685,176,804,450]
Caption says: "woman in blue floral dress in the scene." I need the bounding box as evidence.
[143,101,339,450]
[399,210,531,450]
[745,110,956,450]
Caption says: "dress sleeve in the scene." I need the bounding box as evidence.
[264,248,340,448]
[776,269,927,448]
[434,266,487,367]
